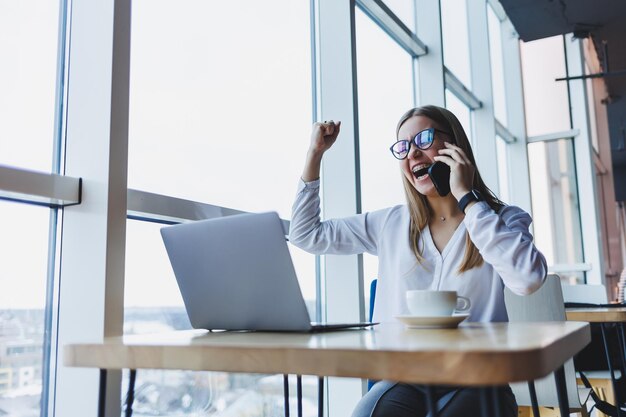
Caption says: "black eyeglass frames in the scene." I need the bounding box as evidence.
[389,128,451,160]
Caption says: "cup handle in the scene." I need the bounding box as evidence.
[455,296,471,312]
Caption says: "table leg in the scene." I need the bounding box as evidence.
[318,377,324,417]
[553,366,569,417]
[527,381,540,417]
[618,324,626,404]
[424,386,438,417]
[601,323,623,416]
[124,369,136,417]
[284,374,290,417]
[480,387,492,417]
[297,375,303,417]
[98,369,107,417]
[492,386,503,417]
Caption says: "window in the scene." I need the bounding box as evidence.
[0,201,51,415]
[520,36,571,136]
[487,5,507,125]
[127,0,312,220]
[584,62,599,153]
[124,218,318,415]
[381,0,415,31]
[441,0,471,88]
[528,139,584,283]
[355,7,415,307]
[445,90,472,144]
[0,0,59,171]
[495,135,510,203]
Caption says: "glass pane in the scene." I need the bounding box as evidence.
[487,6,507,125]
[445,90,472,145]
[441,0,471,88]
[0,0,59,171]
[520,36,571,136]
[495,135,510,203]
[356,8,415,305]
[124,219,318,415]
[127,0,312,220]
[382,0,415,31]
[584,61,599,153]
[0,201,50,416]
[121,369,319,417]
[528,139,584,282]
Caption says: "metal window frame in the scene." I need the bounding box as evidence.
[563,34,604,285]
[126,189,290,234]
[53,0,132,415]
[444,67,482,110]
[416,0,445,106]
[495,119,517,144]
[467,0,498,194]
[500,17,532,214]
[355,0,427,56]
[527,129,580,144]
[0,165,81,207]
[314,0,364,413]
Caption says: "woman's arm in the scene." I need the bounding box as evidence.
[290,121,388,255]
[464,203,547,295]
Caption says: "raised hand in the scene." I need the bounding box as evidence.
[309,120,341,155]
[302,120,341,182]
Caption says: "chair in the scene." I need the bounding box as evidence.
[505,274,592,416]
[367,279,378,391]
[562,283,609,304]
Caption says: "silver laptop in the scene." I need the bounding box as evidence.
[160,211,376,332]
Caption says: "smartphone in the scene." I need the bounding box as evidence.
[428,161,451,196]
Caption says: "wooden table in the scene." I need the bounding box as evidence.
[567,307,626,323]
[567,307,626,416]
[64,322,590,417]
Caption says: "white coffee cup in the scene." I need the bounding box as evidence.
[405,290,471,317]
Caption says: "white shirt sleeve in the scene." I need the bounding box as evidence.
[289,178,390,256]
[463,201,547,295]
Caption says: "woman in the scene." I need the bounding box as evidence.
[289,105,547,416]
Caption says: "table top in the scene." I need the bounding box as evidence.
[64,322,590,386]
[566,307,626,322]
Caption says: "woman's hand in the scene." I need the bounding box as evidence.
[434,142,475,201]
[309,120,341,155]
[302,120,341,182]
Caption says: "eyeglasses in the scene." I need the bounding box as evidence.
[389,128,451,160]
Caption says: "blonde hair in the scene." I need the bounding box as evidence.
[397,105,504,273]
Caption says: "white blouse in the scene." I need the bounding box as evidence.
[289,179,547,324]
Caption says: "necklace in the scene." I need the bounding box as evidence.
[440,216,446,222]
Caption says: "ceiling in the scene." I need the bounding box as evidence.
[499,0,626,200]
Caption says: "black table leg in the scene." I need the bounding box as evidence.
[527,381,540,417]
[601,323,623,416]
[284,374,290,417]
[480,387,492,417]
[492,386,503,417]
[318,377,324,417]
[424,386,438,417]
[618,324,626,405]
[553,366,569,417]
[124,369,136,417]
[297,375,303,417]
[98,369,107,417]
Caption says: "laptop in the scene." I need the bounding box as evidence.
[160,211,377,332]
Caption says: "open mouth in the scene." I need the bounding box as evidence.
[412,165,430,180]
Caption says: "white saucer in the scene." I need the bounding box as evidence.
[394,313,470,329]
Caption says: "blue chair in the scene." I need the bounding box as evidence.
[368,279,378,391]
[369,279,377,322]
